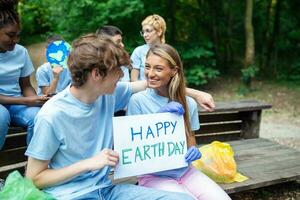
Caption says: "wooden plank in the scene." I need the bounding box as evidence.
[0,162,27,179]
[240,110,262,139]
[199,112,241,123]
[197,122,242,134]
[1,133,27,151]
[199,100,272,113]
[7,126,26,134]
[228,138,275,151]
[0,147,27,166]
[196,132,241,144]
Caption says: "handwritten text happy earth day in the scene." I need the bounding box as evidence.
[113,113,188,179]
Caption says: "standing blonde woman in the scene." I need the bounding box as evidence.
[127,43,231,200]
[131,14,215,112]
[130,14,166,82]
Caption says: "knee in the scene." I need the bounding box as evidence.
[0,105,11,124]
[27,107,40,127]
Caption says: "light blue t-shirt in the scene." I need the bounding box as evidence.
[120,66,130,82]
[25,82,132,199]
[36,62,72,95]
[0,44,34,97]
[127,88,200,178]
[130,44,149,80]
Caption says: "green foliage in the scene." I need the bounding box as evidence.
[185,65,219,86]
[18,0,51,44]
[17,0,300,82]
[180,45,219,86]
[241,65,258,85]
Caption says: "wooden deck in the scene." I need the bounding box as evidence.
[221,138,300,194]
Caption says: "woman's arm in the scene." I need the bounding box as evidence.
[26,149,119,189]
[19,76,37,97]
[0,76,49,106]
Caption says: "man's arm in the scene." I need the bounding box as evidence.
[130,80,147,93]
[129,81,215,112]
[186,88,215,112]
[130,68,140,82]
[26,149,119,189]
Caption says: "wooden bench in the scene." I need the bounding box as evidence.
[0,126,27,178]
[1,100,299,196]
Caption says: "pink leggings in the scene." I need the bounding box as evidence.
[138,167,231,200]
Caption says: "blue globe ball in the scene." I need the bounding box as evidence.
[46,40,71,68]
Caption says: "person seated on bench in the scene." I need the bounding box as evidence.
[127,43,231,200]
[35,35,72,96]
[25,34,194,200]
[0,0,48,150]
[96,25,130,82]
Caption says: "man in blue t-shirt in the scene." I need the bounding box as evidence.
[25,34,194,200]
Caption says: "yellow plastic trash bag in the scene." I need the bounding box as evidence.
[192,141,248,183]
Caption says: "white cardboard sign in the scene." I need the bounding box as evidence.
[113,112,188,179]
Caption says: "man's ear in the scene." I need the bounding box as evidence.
[91,68,101,80]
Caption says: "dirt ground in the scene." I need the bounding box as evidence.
[27,43,300,200]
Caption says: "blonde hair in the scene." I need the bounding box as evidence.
[142,14,166,43]
[147,44,193,142]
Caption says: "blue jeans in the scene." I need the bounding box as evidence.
[73,184,194,200]
[0,104,40,149]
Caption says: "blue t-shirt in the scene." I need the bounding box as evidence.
[0,44,34,97]
[36,62,72,95]
[127,88,200,178]
[130,44,149,80]
[25,82,132,199]
[120,66,130,82]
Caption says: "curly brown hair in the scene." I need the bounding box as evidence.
[0,0,19,29]
[68,33,130,87]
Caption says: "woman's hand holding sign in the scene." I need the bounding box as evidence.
[157,101,185,115]
[185,146,201,164]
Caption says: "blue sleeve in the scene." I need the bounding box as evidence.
[25,117,60,161]
[130,47,142,70]
[126,94,143,115]
[188,97,200,131]
[113,82,132,111]
[20,48,34,77]
[36,65,51,87]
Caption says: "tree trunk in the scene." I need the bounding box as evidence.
[270,0,281,77]
[244,0,255,87]
[167,0,176,44]
[263,0,278,77]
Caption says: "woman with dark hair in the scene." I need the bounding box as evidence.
[0,0,48,149]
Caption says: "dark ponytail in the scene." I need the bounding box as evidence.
[0,0,19,29]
